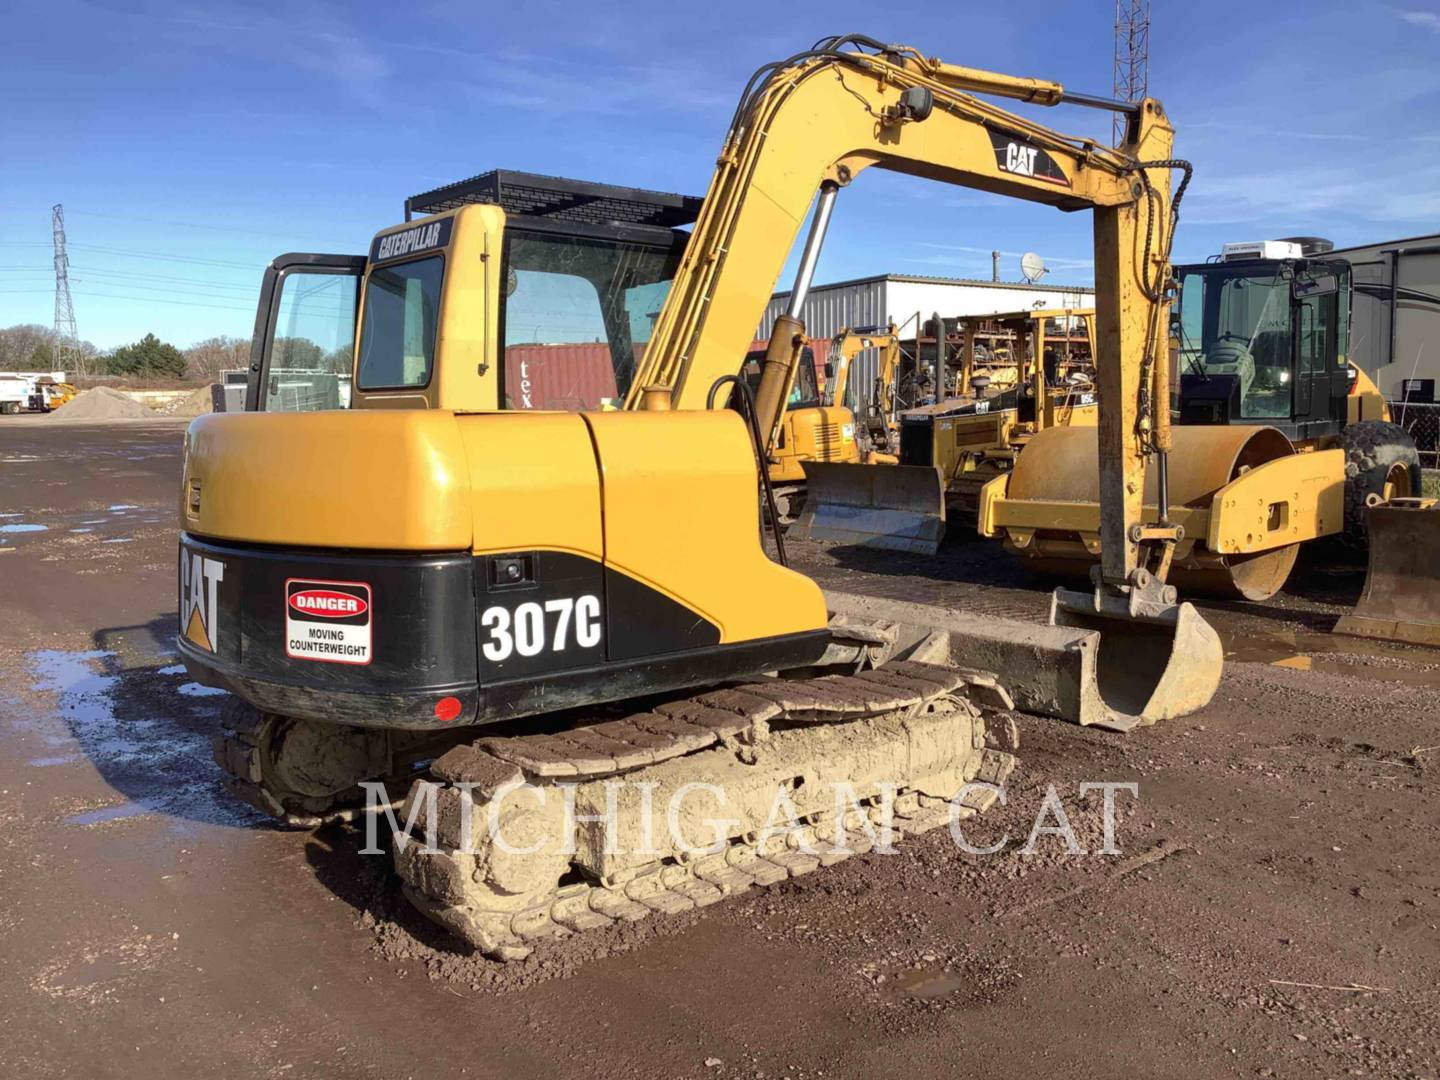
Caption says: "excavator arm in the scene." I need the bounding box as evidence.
[625,35,1180,600]
[823,325,900,411]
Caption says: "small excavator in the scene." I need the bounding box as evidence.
[818,323,906,461]
[739,339,860,522]
[180,36,1220,959]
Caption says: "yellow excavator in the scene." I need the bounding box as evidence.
[795,307,1097,550]
[819,323,906,461]
[180,36,1221,959]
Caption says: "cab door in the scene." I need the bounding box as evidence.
[245,253,365,411]
[1292,269,1340,425]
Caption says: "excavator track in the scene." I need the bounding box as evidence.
[213,699,470,828]
[394,660,1018,960]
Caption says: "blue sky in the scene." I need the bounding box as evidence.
[4,1,1440,350]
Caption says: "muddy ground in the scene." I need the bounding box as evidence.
[0,414,1436,1079]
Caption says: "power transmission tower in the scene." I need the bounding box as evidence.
[52,204,80,374]
[1113,0,1150,146]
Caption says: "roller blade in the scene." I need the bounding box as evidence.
[790,460,945,555]
[1334,499,1440,647]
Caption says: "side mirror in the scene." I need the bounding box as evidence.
[1293,272,1337,298]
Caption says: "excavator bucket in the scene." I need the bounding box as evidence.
[825,588,1222,733]
[1334,500,1440,646]
[790,461,945,554]
[1049,586,1224,731]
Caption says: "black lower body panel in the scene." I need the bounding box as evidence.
[179,534,831,731]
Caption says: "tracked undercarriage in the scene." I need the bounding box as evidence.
[392,660,1018,960]
[214,654,1019,960]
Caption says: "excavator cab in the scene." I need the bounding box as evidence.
[242,170,699,416]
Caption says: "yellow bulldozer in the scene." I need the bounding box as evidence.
[794,307,1098,551]
[180,36,1222,959]
[980,239,1423,600]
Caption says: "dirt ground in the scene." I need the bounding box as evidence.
[1,414,1436,1080]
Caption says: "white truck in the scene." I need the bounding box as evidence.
[0,375,30,415]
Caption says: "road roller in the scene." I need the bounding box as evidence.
[980,240,1422,600]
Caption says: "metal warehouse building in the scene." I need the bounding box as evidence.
[761,273,1095,406]
[761,273,1095,341]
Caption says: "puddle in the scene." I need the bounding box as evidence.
[157,664,186,676]
[889,968,968,1001]
[107,504,140,512]
[1223,628,1440,690]
[24,649,258,827]
[0,523,47,534]
[177,682,227,698]
[67,803,151,826]
[101,537,134,544]
[69,528,93,534]
[27,754,79,767]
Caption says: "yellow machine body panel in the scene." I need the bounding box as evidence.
[1206,449,1343,555]
[585,410,826,642]
[181,410,473,550]
[981,424,1344,597]
[769,405,860,484]
[1347,366,1390,425]
[455,413,604,560]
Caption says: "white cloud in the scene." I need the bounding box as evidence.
[1392,7,1440,32]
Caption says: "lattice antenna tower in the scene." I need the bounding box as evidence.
[52,204,80,373]
[1113,0,1151,146]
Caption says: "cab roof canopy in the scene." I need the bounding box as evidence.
[404,170,703,233]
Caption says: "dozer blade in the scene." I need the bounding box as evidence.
[1334,500,1440,647]
[790,460,945,554]
[824,588,1222,733]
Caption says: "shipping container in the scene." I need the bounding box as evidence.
[504,342,620,410]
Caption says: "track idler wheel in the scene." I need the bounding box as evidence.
[213,699,395,826]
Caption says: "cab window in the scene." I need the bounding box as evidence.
[357,256,444,390]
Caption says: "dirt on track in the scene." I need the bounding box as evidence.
[0,419,1437,1080]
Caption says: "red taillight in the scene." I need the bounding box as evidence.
[434,696,462,722]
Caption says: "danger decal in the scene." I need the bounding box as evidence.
[285,578,372,665]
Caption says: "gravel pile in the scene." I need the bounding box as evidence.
[163,385,217,418]
[51,386,157,419]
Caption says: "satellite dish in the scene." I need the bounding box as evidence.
[1020,252,1048,283]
